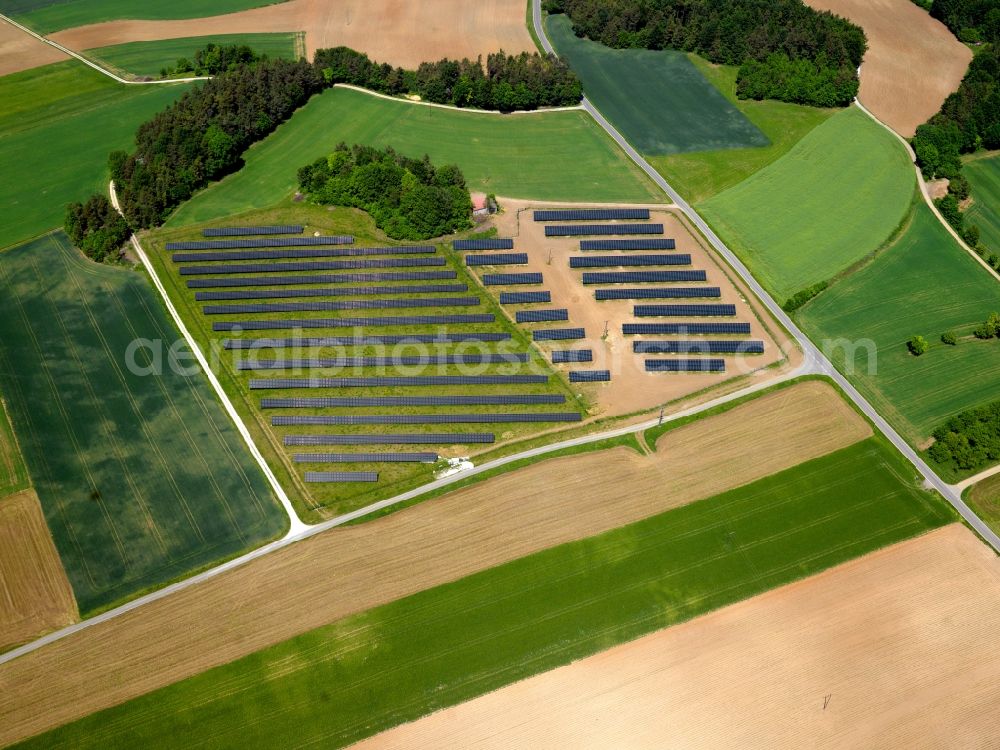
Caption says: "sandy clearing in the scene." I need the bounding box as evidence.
[0,490,78,653]
[354,524,1000,750]
[48,0,534,70]
[489,201,800,416]
[0,18,68,77]
[804,0,970,137]
[0,380,865,746]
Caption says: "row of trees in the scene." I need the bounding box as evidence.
[543,0,865,106]
[297,144,473,240]
[313,47,582,111]
[64,195,131,263]
[159,43,262,79]
[928,399,1000,471]
[929,0,1000,43]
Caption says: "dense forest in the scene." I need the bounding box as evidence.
[64,195,132,263]
[160,43,262,78]
[930,0,1000,42]
[929,397,1000,472]
[314,47,582,111]
[298,145,472,240]
[543,0,865,106]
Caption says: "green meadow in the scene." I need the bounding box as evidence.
[964,152,1000,256]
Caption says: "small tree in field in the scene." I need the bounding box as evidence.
[941,331,957,345]
[907,335,929,356]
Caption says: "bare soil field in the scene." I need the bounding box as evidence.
[803,0,970,137]
[490,201,799,416]
[355,524,1000,750]
[0,18,67,77]
[49,0,533,69]
[0,490,77,653]
[0,380,864,746]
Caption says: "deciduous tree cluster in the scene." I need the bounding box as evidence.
[64,194,131,263]
[929,398,1000,471]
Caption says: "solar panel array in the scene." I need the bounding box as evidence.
[274,413,581,425]
[286,433,495,445]
[294,453,437,463]
[180,258,446,275]
[204,225,303,237]
[516,309,568,323]
[197,284,468,301]
[305,471,378,483]
[167,236,353,250]
[250,375,548,389]
[534,208,649,221]
[533,328,585,341]
[634,304,737,317]
[453,239,514,250]
[202,297,479,315]
[623,323,752,335]
[499,291,550,304]
[262,394,566,407]
[569,370,610,382]
[552,349,593,363]
[595,287,720,300]
[213,314,495,331]
[582,271,707,284]
[466,253,529,266]
[545,223,664,237]
[634,340,765,354]
[172,246,434,262]
[580,239,676,251]
[238,354,528,370]
[483,273,543,285]
[645,359,726,373]
[187,271,457,288]
[226,333,511,349]
[570,254,691,268]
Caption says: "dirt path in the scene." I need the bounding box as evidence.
[0,380,866,746]
[48,0,533,69]
[0,18,67,76]
[354,524,1000,750]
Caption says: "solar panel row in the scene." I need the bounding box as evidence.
[304,471,378,483]
[645,359,726,373]
[261,394,566,407]
[582,271,707,285]
[595,287,721,300]
[552,349,593,363]
[249,375,548,388]
[516,309,568,323]
[286,433,495,445]
[237,353,529,370]
[623,323,752,335]
[466,253,529,266]
[180,258,446,275]
[499,291,551,304]
[482,273,543,285]
[534,208,650,222]
[579,239,676,251]
[633,304,737,317]
[225,333,511,349]
[569,370,610,382]
[294,452,437,463]
[274,413,581,425]
[202,297,480,315]
[203,225,303,237]
[453,239,514,250]
[634,340,765,354]
[533,328,585,341]
[545,223,664,237]
[570,254,691,268]
[187,271,457,288]
[196,284,468,301]
[172,246,434,262]
[213,314,495,331]
[167,236,354,250]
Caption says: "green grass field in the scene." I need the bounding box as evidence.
[22,435,953,748]
[0,60,188,250]
[87,32,303,79]
[699,106,916,300]
[966,474,1000,535]
[545,14,768,156]
[168,87,661,227]
[1,0,285,33]
[650,56,837,203]
[0,392,30,498]
[0,233,287,615]
[964,152,1000,256]
[798,203,1000,445]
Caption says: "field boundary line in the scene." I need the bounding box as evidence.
[333,84,585,115]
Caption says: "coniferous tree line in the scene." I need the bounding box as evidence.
[64,195,132,262]
[297,144,473,240]
[543,0,865,107]
[929,0,1000,43]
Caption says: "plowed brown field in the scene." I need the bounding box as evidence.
[0,19,67,77]
[804,0,970,137]
[355,524,1000,750]
[0,380,866,746]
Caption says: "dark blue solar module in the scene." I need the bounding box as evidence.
[180,258,446,275]
[633,304,737,317]
[203,225,303,237]
[595,287,720,300]
[286,433,495,445]
[172,246,434,262]
[545,224,663,237]
[213,314,495,331]
[552,349,593,363]
[534,208,649,221]
[196,284,468,301]
[304,471,378,483]
[187,271,457,288]
[570,254,691,268]
[482,273,543,286]
[294,453,438,463]
[168,236,353,250]
[499,291,551,304]
[533,328,585,341]
[237,353,528,370]
[579,239,676,251]
[262,394,566,407]
[202,297,479,314]
[569,370,610,382]
[634,340,765,354]
[466,253,529,266]
[225,333,511,349]
[645,359,726,373]
[516,309,568,323]
[453,239,514,250]
[275,413,581,425]
[581,271,707,284]
[623,323,752,335]
[250,375,548,388]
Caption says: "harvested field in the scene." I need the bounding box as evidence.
[0,490,78,652]
[803,0,970,137]
[0,17,67,76]
[355,524,1000,750]
[0,380,866,745]
[49,0,534,69]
